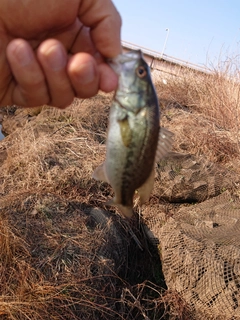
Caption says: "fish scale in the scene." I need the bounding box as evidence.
[93,50,172,218]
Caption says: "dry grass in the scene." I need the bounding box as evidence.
[0,95,181,319]
[154,63,240,166]
[1,56,240,319]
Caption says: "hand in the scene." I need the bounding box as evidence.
[0,0,121,108]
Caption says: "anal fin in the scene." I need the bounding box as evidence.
[137,167,155,205]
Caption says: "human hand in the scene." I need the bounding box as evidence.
[0,0,121,108]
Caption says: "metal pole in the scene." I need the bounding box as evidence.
[161,28,170,58]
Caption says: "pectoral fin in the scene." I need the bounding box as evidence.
[92,162,109,183]
[119,117,132,147]
[155,127,174,162]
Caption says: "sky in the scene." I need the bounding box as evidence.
[112,0,240,67]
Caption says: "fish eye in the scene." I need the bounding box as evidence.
[136,66,147,78]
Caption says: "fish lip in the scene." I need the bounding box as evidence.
[107,59,122,75]
[107,49,143,75]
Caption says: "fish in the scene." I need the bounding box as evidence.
[93,49,173,219]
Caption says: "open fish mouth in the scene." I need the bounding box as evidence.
[107,50,143,75]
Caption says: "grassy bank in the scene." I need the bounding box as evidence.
[0,58,240,319]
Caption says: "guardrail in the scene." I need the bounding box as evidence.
[122,40,210,74]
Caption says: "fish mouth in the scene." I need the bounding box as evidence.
[107,49,143,75]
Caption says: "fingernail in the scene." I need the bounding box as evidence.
[45,45,66,71]
[14,42,34,66]
[75,62,96,85]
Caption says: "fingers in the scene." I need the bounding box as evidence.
[7,38,101,107]
[7,39,76,108]
[6,39,49,107]
[67,53,99,98]
[3,0,122,108]
[98,63,118,93]
[37,39,75,108]
[6,38,117,108]
[79,0,122,58]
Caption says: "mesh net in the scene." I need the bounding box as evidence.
[87,152,240,319]
[144,153,240,319]
[155,153,236,203]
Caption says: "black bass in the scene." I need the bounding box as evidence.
[93,50,172,218]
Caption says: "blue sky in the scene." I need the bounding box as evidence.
[112,0,240,67]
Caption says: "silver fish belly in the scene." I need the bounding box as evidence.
[93,50,172,218]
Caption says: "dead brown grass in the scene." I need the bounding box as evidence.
[1,56,240,319]
[0,94,183,319]
[0,101,105,201]
[154,63,240,166]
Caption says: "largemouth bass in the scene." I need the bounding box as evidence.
[93,50,172,218]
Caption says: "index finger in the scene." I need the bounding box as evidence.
[78,0,122,58]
